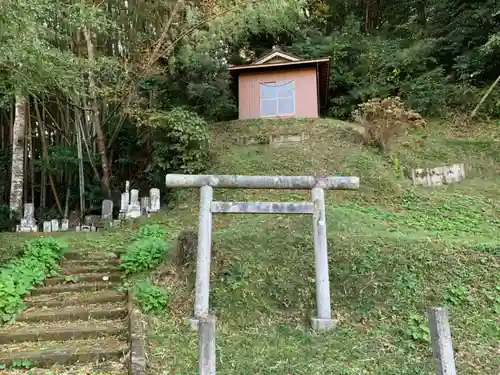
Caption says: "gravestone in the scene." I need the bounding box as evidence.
[119,192,129,219]
[81,225,91,232]
[149,188,160,212]
[102,199,113,221]
[51,219,59,232]
[75,225,81,232]
[140,197,150,217]
[127,189,141,218]
[20,203,37,232]
[412,163,465,187]
[61,218,69,231]
[43,221,52,232]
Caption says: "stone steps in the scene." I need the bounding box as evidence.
[0,250,130,371]
[30,281,121,296]
[0,321,127,344]
[44,272,122,285]
[62,265,121,274]
[16,304,127,323]
[0,338,128,367]
[25,290,127,308]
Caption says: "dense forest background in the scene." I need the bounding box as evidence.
[0,0,499,226]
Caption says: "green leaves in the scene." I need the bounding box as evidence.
[147,108,210,175]
[0,237,66,324]
[120,224,171,275]
[134,280,170,315]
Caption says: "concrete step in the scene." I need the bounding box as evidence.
[0,362,127,374]
[30,282,120,296]
[63,251,123,261]
[45,272,122,286]
[16,305,127,323]
[0,338,128,367]
[0,320,127,344]
[26,290,127,308]
[63,259,121,267]
[61,265,121,274]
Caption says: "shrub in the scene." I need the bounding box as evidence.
[120,238,168,275]
[147,107,210,175]
[0,237,66,323]
[134,279,170,314]
[352,97,426,151]
[133,224,167,241]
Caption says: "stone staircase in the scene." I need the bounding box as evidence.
[0,250,131,374]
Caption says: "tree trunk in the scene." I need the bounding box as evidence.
[83,26,111,197]
[9,94,26,217]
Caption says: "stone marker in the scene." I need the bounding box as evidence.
[149,188,160,212]
[127,189,141,219]
[412,163,465,187]
[20,203,37,232]
[119,192,129,219]
[113,219,121,228]
[428,307,457,375]
[43,221,52,232]
[198,316,216,375]
[75,225,81,232]
[61,218,69,231]
[140,197,150,216]
[81,225,91,232]
[102,199,113,221]
[51,219,59,232]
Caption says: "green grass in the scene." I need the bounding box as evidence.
[2,117,499,374]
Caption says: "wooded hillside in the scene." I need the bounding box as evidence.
[0,0,498,226]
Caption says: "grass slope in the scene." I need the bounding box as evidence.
[1,118,499,374]
[147,118,499,375]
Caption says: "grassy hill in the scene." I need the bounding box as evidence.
[143,118,499,375]
[1,117,499,374]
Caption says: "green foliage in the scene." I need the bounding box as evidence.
[134,280,170,314]
[0,237,66,323]
[471,243,500,256]
[404,314,430,343]
[120,238,167,275]
[443,285,470,306]
[146,107,210,176]
[133,224,167,241]
[120,224,170,274]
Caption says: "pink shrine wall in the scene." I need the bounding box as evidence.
[237,66,319,120]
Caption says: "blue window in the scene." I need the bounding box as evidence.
[259,80,295,117]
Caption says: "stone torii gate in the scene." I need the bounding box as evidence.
[165,174,360,331]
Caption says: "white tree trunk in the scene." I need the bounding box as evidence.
[10,94,26,217]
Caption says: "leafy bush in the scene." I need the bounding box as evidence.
[352,97,426,151]
[471,243,500,256]
[147,107,210,175]
[133,224,167,241]
[134,280,170,314]
[0,237,66,323]
[120,238,168,275]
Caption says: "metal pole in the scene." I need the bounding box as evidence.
[195,185,213,319]
[428,307,457,375]
[311,187,335,330]
[198,316,216,375]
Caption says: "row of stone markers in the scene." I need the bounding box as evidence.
[118,181,160,220]
[16,181,161,233]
